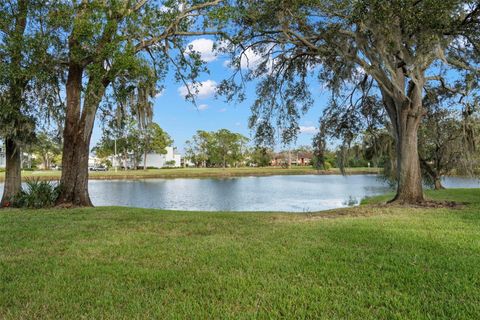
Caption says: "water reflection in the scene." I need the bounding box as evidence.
[0,175,478,212]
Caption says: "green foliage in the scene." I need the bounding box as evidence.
[0,1,62,143]
[13,179,60,209]
[61,0,229,134]
[164,160,177,167]
[184,130,213,167]
[94,115,172,170]
[185,129,249,168]
[248,147,273,167]
[311,154,334,170]
[30,131,62,169]
[144,123,173,155]
[419,91,480,187]
[222,0,479,202]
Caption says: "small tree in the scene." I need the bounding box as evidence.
[211,129,249,168]
[185,130,214,167]
[249,147,273,167]
[142,123,173,170]
[31,132,62,170]
[185,129,249,168]
[419,88,479,189]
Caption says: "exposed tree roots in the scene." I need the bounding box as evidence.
[385,199,464,209]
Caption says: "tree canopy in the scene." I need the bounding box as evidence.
[220,0,480,203]
[185,129,249,168]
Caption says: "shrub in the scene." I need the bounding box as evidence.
[165,160,177,167]
[13,179,61,209]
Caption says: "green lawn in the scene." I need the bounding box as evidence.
[1,189,479,319]
[0,166,380,181]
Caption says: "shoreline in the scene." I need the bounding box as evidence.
[0,167,381,182]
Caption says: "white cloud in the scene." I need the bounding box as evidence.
[299,126,318,134]
[219,108,227,112]
[224,45,273,70]
[198,104,209,111]
[178,80,217,99]
[222,60,231,68]
[155,89,164,98]
[186,38,218,62]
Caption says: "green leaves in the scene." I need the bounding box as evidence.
[185,129,249,167]
[146,123,173,154]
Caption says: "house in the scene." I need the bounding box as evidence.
[141,146,182,168]
[271,150,313,167]
[271,151,291,167]
[296,151,313,166]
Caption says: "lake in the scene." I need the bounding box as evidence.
[2,174,478,212]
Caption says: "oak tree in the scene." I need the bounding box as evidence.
[53,0,225,206]
[222,0,480,204]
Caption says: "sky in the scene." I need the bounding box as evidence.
[91,37,330,153]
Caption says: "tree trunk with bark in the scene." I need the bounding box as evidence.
[434,178,445,190]
[1,139,22,206]
[392,116,424,203]
[56,65,92,207]
[143,148,148,170]
[420,158,446,190]
[56,63,107,207]
[382,77,425,204]
[1,0,28,207]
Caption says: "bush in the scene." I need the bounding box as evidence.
[165,160,177,167]
[13,179,61,209]
[323,161,333,170]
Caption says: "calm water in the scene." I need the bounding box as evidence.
[2,174,477,212]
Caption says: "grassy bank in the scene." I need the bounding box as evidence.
[0,166,380,182]
[1,189,479,319]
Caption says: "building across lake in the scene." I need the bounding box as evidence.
[0,142,5,168]
[97,146,183,170]
[142,147,182,168]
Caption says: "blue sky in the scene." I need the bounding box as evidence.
[92,37,330,153]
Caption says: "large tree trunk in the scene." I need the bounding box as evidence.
[1,139,22,206]
[56,65,94,207]
[392,118,424,203]
[56,64,107,207]
[57,132,92,207]
[382,78,425,204]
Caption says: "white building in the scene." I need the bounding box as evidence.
[0,142,5,168]
[142,146,182,168]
